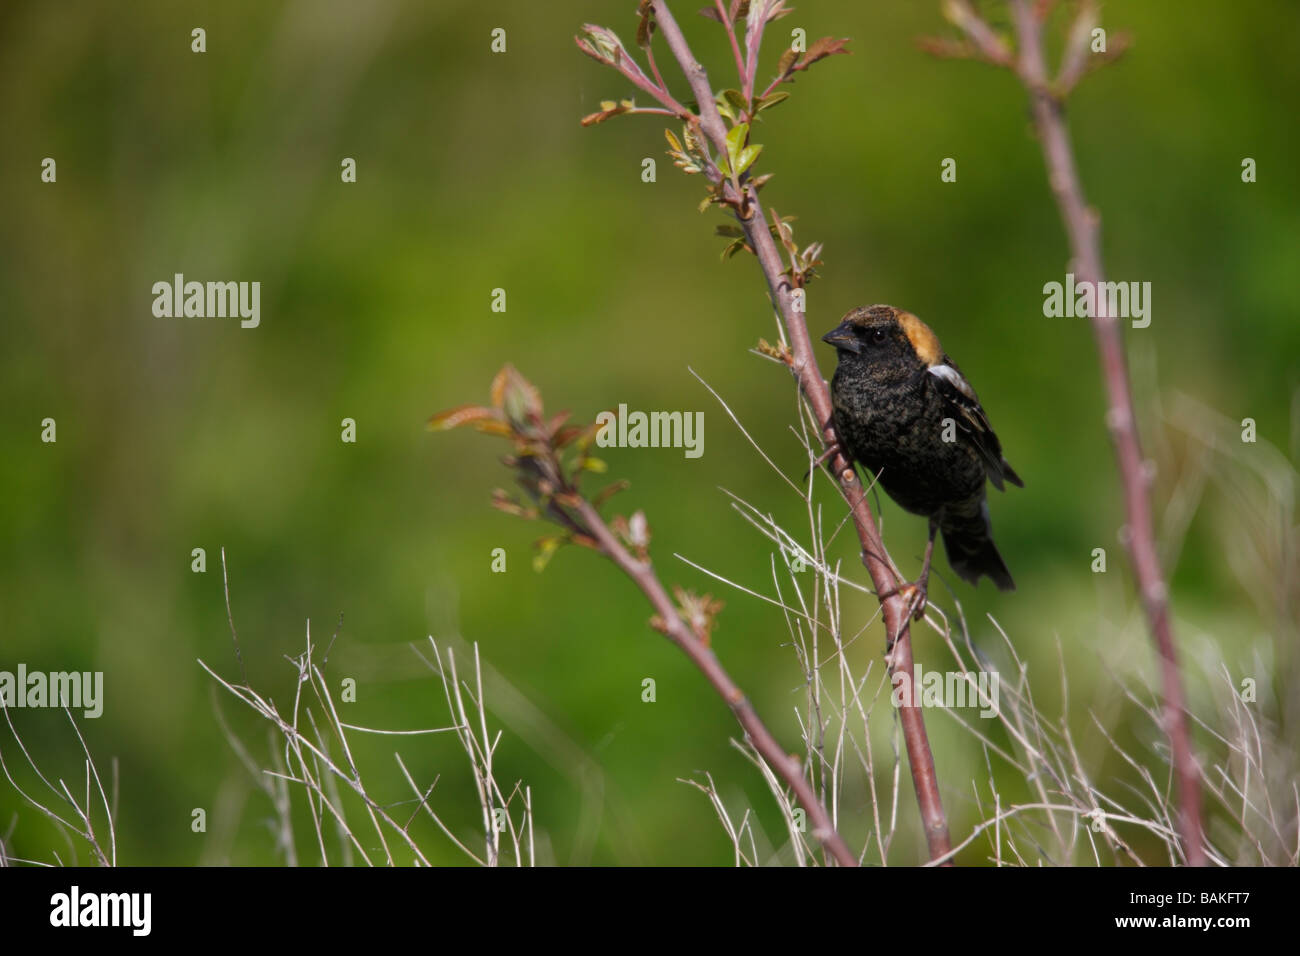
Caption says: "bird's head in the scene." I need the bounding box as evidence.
[821,304,943,375]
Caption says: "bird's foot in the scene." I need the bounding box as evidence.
[878,580,929,622]
[813,441,842,469]
[803,441,846,483]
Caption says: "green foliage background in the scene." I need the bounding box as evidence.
[0,0,1296,865]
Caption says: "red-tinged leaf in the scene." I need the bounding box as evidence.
[698,6,724,22]
[574,35,605,64]
[496,364,543,428]
[490,489,537,519]
[578,24,627,64]
[428,404,499,432]
[635,7,655,48]
[472,419,514,437]
[555,427,583,449]
[571,533,600,551]
[796,37,852,71]
[581,100,633,127]
[489,366,510,409]
[592,479,631,508]
[571,419,606,452]
[767,204,784,233]
[776,47,799,79]
[547,410,572,436]
[915,36,977,60]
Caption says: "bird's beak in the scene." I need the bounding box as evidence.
[821,323,860,353]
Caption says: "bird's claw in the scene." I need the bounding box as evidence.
[900,582,928,621]
[804,441,845,483]
[879,581,929,622]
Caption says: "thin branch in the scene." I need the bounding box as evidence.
[567,493,858,866]
[648,0,953,862]
[1003,0,1204,867]
[935,0,1204,866]
[715,1,747,89]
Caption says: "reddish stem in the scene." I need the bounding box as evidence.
[571,496,858,867]
[651,0,954,863]
[715,0,748,87]
[1006,0,1205,866]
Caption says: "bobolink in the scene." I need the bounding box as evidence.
[822,305,1022,613]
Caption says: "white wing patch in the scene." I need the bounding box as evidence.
[927,363,977,403]
[928,362,1017,490]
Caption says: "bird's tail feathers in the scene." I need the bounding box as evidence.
[940,502,1015,591]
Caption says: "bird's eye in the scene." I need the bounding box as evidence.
[870,328,888,345]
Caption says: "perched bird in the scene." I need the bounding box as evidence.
[822,305,1022,613]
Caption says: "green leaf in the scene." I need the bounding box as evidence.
[725,122,749,177]
[735,143,762,174]
[682,123,704,153]
[532,536,563,573]
[721,237,749,260]
[714,224,745,237]
[721,88,749,117]
[578,24,629,64]
[755,91,790,113]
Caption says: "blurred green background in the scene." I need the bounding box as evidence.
[1,0,1296,866]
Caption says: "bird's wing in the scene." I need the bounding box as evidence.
[926,362,1022,490]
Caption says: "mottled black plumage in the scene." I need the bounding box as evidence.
[823,304,1022,595]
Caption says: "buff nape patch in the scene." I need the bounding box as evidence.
[898,311,943,366]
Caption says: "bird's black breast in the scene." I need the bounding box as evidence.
[830,364,986,518]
